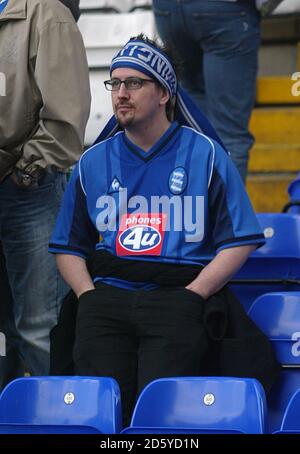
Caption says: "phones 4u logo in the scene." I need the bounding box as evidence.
[291,72,300,97]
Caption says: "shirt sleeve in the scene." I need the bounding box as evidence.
[16,20,91,174]
[49,162,99,259]
[208,142,265,252]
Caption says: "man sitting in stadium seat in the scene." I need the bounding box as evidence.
[49,34,279,426]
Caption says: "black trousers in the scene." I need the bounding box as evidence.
[73,283,208,427]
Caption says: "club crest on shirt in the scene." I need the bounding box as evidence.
[169,167,187,195]
[116,213,167,256]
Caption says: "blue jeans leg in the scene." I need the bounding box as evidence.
[153,0,261,182]
[0,170,69,376]
[153,0,207,111]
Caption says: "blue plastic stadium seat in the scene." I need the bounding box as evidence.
[0,424,101,434]
[274,388,300,433]
[230,213,300,310]
[248,292,300,433]
[248,292,300,365]
[0,376,122,434]
[286,172,300,214]
[121,377,267,434]
[267,369,300,434]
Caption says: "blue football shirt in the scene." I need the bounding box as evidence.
[49,122,265,268]
[0,0,9,13]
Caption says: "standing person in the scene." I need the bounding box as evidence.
[0,0,91,389]
[152,0,261,183]
[49,34,274,426]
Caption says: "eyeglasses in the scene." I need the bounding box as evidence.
[104,77,156,91]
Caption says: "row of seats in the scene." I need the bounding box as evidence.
[0,375,269,434]
[0,291,299,434]
[248,292,300,433]
[231,208,300,433]
[0,370,298,433]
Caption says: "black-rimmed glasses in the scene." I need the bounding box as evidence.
[104,77,156,91]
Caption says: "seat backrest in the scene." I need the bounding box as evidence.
[121,426,244,434]
[235,213,300,281]
[230,214,300,310]
[0,423,102,434]
[129,377,267,434]
[287,173,300,214]
[279,387,300,432]
[288,172,300,201]
[248,292,300,432]
[0,376,122,434]
[267,369,300,433]
[248,292,300,365]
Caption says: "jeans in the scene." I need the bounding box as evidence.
[0,244,24,389]
[0,170,68,387]
[153,0,261,182]
[74,283,208,427]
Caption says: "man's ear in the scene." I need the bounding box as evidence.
[159,86,170,107]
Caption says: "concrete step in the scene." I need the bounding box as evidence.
[249,107,300,143]
[258,43,299,76]
[261,15,300,43]
[246,173,297,213]
[256,75,300,104]
[249,144,300,172]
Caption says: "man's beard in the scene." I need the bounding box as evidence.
[114,102,136,129]
[115,112,134,129]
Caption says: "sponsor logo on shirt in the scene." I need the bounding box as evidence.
[116,213,167,255]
